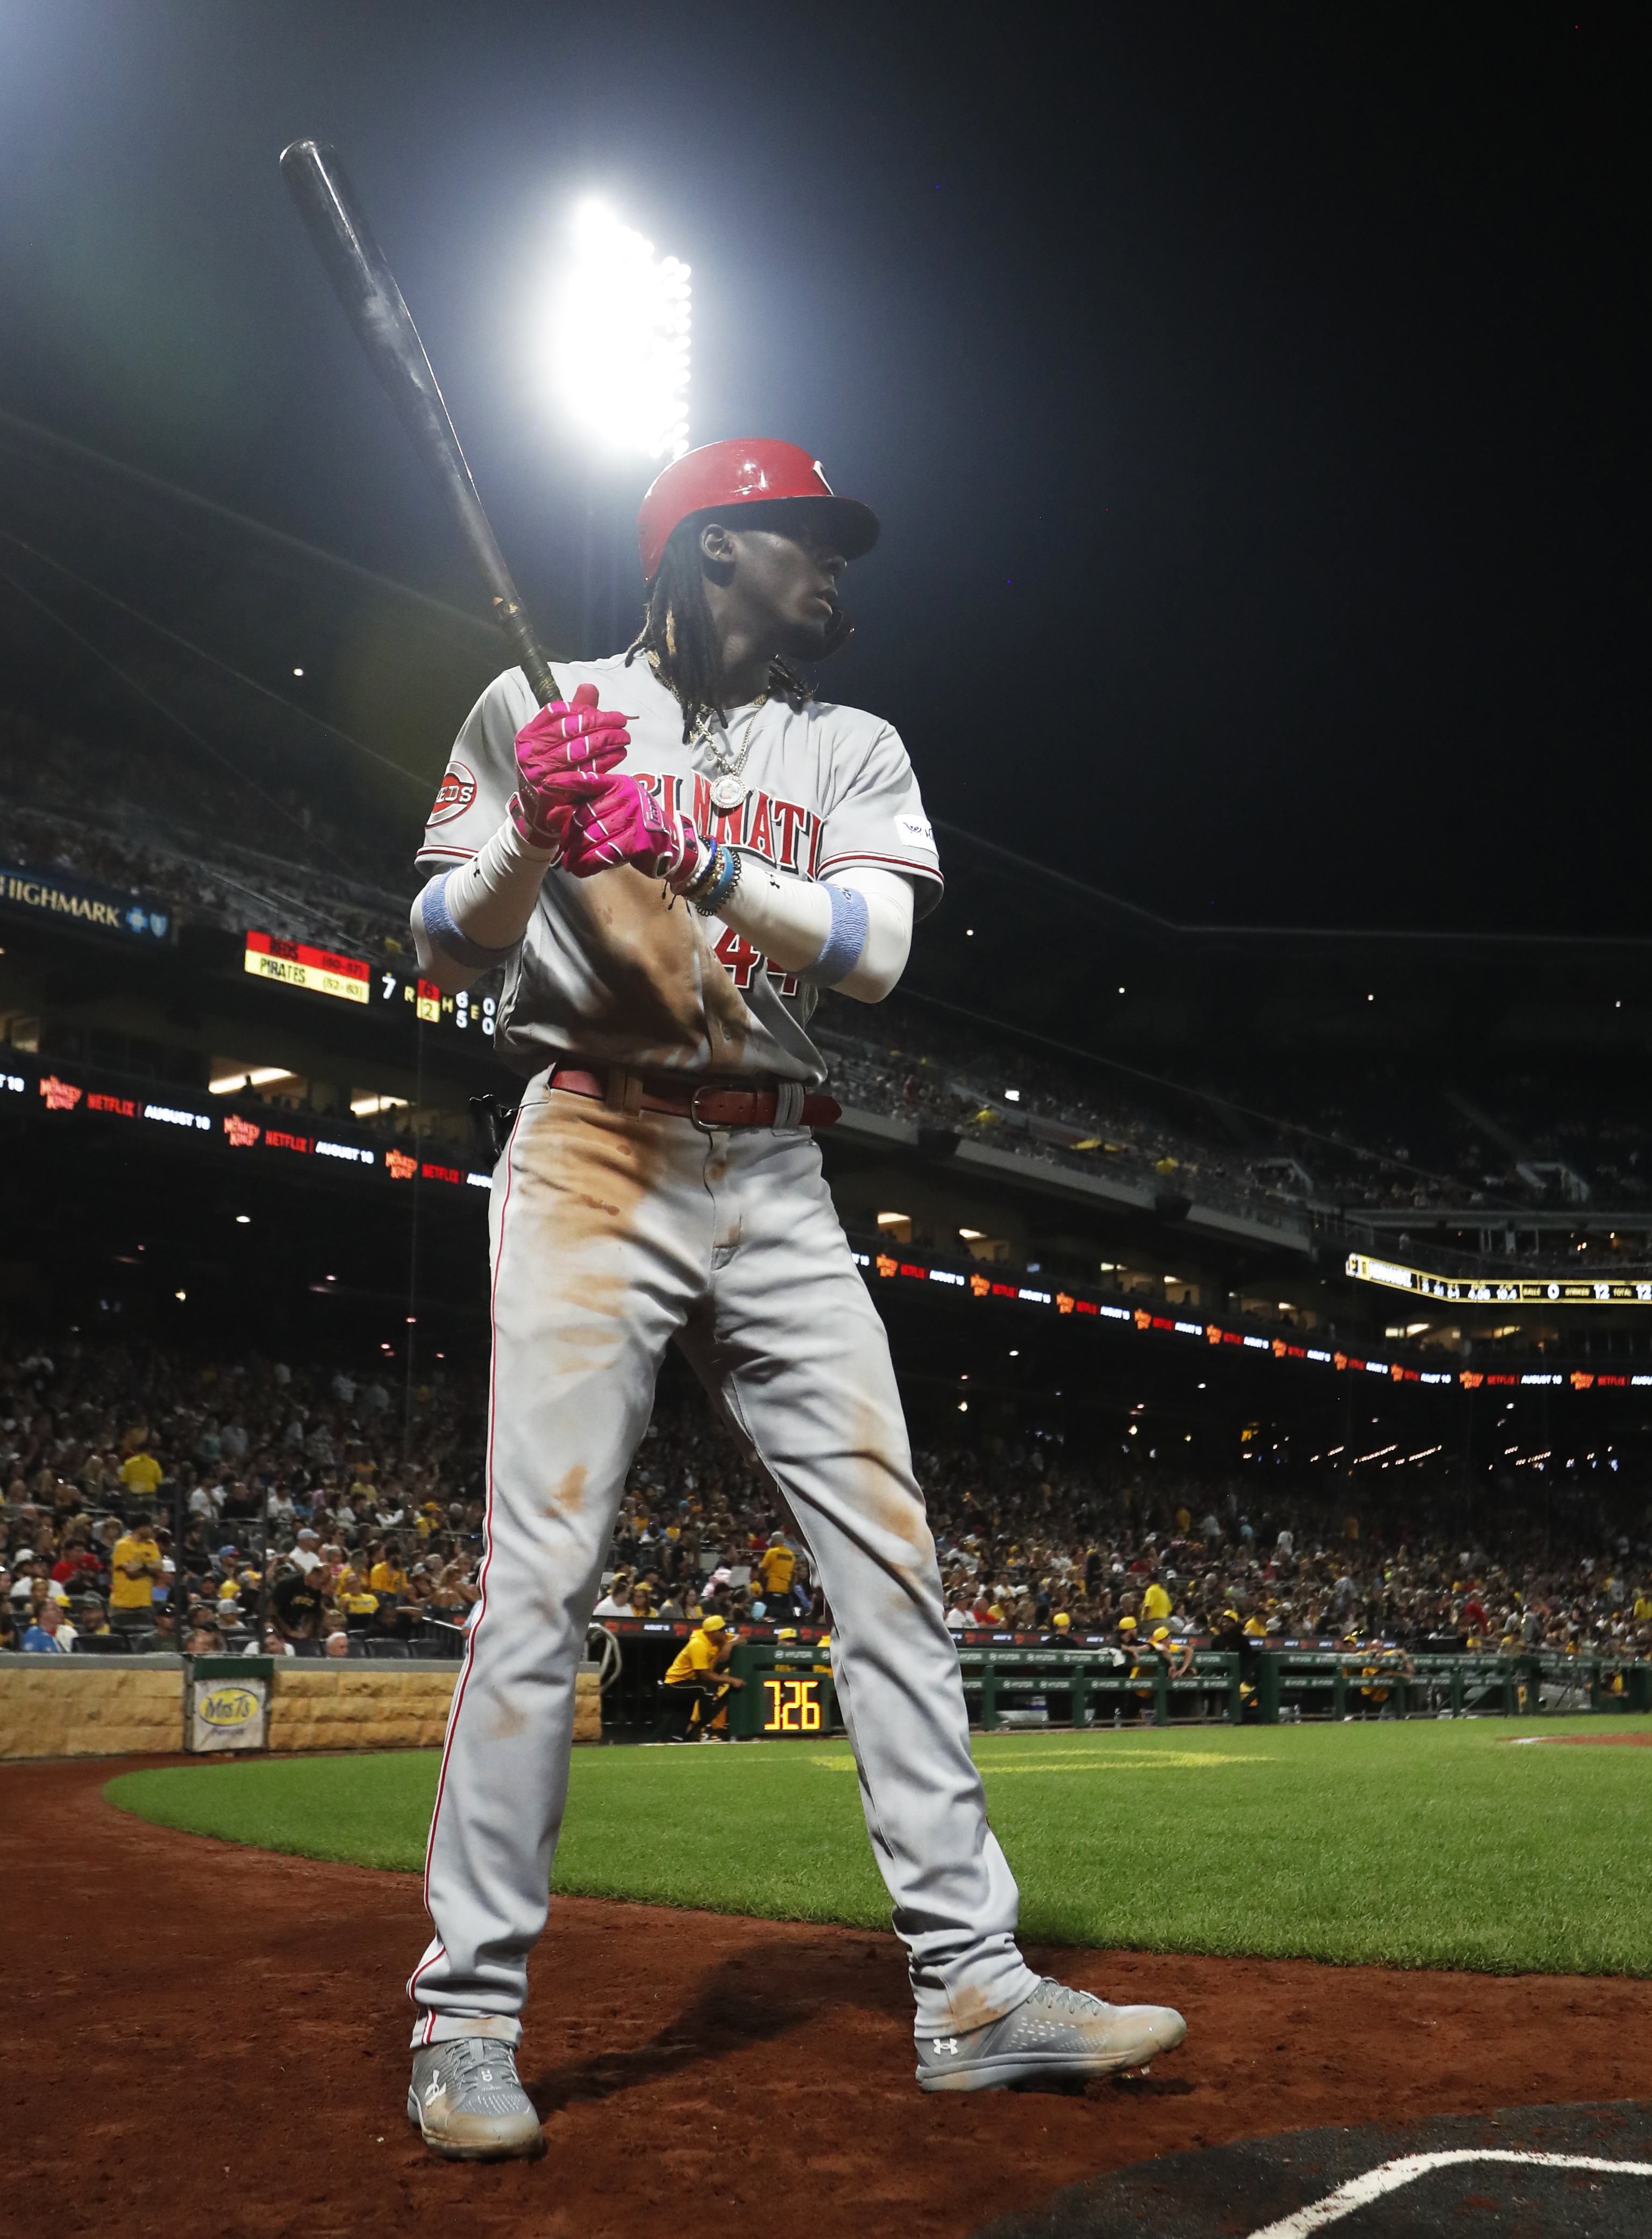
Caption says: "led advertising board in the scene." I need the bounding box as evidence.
[1346,1251,1652,1308]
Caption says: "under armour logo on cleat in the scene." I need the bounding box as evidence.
[932,2037,959,2057]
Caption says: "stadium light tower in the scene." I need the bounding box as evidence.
[555,199,691,461]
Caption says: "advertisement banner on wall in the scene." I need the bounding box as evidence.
[0,865,172,943]
[187,1671,268,1752]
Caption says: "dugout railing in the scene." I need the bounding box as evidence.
[582,1620,1652,1736]
[954,1646,1244,1731]
[1251,1646,1652,1723]
[957,1644,1652,1729]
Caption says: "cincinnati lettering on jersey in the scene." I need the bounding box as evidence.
[638,771,823,877]
[636,771,814,997]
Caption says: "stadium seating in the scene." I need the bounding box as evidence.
[8,696,1650,1246]
[6,1322,1649,1712]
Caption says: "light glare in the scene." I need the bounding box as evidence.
[554,199,690,460]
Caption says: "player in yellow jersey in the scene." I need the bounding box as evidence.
[663,1613,745,1741]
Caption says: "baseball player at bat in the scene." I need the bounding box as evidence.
[402,440,1186,2159]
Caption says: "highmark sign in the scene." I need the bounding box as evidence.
[1345,1252,1652,1308]
[0,865,171,942]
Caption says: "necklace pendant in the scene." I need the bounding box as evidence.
[708,774,746,815]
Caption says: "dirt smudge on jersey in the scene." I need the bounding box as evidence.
[538,861,767,1072]
[848,1393,931,1569]
[694,914,760,1068]
[543,1463,588,1518]
[529,1089,670,1243]
[481,1695,529,1744]
[575,867,734,1058]
[549,1272,631,1337]
[505,1095,675,1384]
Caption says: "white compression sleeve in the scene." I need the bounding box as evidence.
[410,817,559,994]
[717,862,914,1004]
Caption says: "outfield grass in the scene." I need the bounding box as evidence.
[106,1719,1652,1975]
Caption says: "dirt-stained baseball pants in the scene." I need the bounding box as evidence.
[409,1073,1039,2048]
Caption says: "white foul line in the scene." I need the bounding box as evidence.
[1247,2148,1652,2237]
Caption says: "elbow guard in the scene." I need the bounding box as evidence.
[414,872,519,971]
[800,883,870,988]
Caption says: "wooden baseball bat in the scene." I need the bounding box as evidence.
[279,138,561,708]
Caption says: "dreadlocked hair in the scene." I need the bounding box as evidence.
[623,519,816,744]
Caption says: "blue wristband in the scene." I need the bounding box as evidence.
[421,872,518,969]
[801,882,870,987]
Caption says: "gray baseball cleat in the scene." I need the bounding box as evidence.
[406,2038,546,2160]
[914,1977,1187,2092]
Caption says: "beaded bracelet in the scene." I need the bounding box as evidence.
[692,842,742,917]
[680,837,724,905]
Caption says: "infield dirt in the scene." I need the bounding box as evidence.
[9,1753,1652,2239]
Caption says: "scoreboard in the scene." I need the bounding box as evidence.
[756,1675,828,1735]
[242,929,498,1044]
[244,929,369,1004]
[1347,1251,1652,1308]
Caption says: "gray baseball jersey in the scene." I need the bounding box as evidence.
[406,647,1045,2069]
[418,655,943,1085]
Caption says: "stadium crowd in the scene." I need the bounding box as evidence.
[4,1327,1650,1673]
[813,995,1652,1231]
[0,704,419,962]
[0,1326,482,1660]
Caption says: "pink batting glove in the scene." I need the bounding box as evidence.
[511,683,631,851]
[560,775,705,885]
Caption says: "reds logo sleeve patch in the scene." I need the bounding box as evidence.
[429,763,478,826]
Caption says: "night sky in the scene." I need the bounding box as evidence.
[0,3,1640,933]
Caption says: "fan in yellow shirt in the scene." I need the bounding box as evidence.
[118,1450,163,1499]
[1141,1581,1172,1623]
[757,1539,797,1601]
[109,1524,162,1611]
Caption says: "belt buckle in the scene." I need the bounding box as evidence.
[689,1085,721,1135]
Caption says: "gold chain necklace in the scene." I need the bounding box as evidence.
[650,651,766,813]
[695,697,767,812]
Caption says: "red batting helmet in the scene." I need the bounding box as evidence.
[636,439,879,584]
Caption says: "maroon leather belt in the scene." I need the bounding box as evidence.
[548,1065,840,1131]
